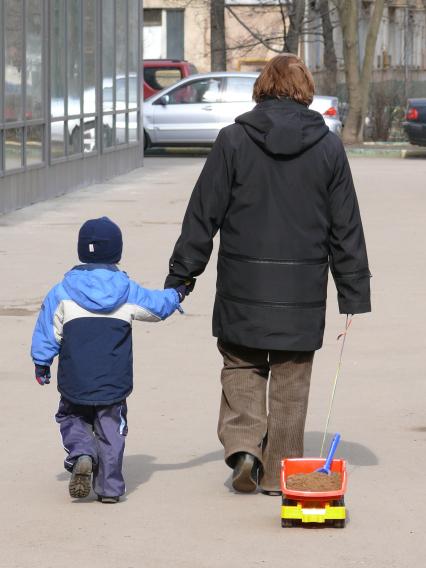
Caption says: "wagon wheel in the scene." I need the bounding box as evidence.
[333,497,345,506]
[332,497,346,527]
[282,498,295,506]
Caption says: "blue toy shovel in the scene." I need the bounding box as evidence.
[316,433,341,475]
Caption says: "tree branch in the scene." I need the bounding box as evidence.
[226,5,284,53]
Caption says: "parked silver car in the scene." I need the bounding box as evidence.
[143,72,341,148]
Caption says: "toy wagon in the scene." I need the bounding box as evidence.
[280,458,347,528]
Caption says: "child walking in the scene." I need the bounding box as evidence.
[31,217,185,503]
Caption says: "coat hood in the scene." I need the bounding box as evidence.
[235,98,329,156]
[62,264,130,313]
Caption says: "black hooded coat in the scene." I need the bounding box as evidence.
[165,98,371,351]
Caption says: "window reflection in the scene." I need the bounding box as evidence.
[26,0,43,120]
[128,76,138,110]
[1,0,141,171]
[51,121,65,158]
[116,0,127,112]
[83,0,97,114]
[68,1,82,116]
[102,115,114,149]
[26,125,43,165]
[51,0,66,117]
[68,119,82,155]
[4,0,23,122]
[83,117,97,153]
[116,78,127,112]
[128,111,138,142]
[116,113,127,145]
[5,128,22,170]
[103,0,114,112]
[128,0,139,109]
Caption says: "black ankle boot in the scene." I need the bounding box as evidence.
[232,453,258,493]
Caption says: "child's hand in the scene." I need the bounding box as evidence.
[35,364,51,385]
[175,285,187,303]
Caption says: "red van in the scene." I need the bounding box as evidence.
[143,59,198,100]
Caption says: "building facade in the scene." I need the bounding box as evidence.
[143,1,426,90]
[143,0,283,72]
[0,0,143,215]
[303,0,426,95]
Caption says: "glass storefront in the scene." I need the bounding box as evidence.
[0,0,141,176]
[2,0,44,171]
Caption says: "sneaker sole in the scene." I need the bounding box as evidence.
[232,457,257,493]
[98,496,120,504]
[69,456,92,499]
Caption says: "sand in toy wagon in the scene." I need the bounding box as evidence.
[280,458,347,528]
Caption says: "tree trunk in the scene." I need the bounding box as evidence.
[336,0,362,144]
[358,0,385,140]
[336,0,385,143]
[211,0,226,71]
[319,0,337,96]
[286,0,305,54]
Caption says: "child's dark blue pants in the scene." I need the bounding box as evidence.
[55,397,128,497]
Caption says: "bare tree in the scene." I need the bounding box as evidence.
[226,0,308,54]
[211,0,226,71]
[319,0,337,95]
[286,0,306,54]
[334,0,385,143]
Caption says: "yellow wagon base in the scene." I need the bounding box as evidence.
[281,502,346,528]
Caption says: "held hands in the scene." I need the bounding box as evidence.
[175,284,188,303]
[165,275,196,295]
[35,364,51,386]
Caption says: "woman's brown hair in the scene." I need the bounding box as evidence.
[253,54,315,106]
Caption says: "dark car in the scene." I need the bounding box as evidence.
[143,59,198,100]
[403,99,426,146]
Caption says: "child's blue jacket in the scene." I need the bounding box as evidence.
[31,264,180,405]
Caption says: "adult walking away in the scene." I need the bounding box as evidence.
[165,54,371,495]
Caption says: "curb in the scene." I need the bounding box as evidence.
[345,145,426,159]
[145,146,426,159]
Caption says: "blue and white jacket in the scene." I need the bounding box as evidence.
[31,264,180,405]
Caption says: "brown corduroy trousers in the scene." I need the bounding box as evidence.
[217,340,314,491]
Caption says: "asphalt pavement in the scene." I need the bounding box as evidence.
[0,155,425,567]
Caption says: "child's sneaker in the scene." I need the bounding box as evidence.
[97,495,120,504]
[69,455,93,499]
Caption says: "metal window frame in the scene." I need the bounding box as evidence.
[0,0,4,174]
[49,0,97,163]
[101,0,141,154]
[1,0,47,176]
[1,0,142,177]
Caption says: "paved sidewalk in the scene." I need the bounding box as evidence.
[0,156,425,567]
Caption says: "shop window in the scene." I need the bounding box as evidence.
[51,0,66,118]
[5,128,23,170]
[26,124,43,165]
[4,0,24,123]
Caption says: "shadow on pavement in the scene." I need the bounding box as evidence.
[223,431,377,494]
[305,431,378,466]
[55,432,376,499]
[123,449,223,494]
[57,449,223,497]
